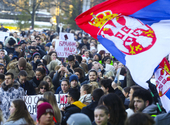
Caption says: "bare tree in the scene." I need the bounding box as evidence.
[3,0,48,29]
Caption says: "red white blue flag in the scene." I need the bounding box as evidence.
[155,58,170,112]
[75,0,170,89]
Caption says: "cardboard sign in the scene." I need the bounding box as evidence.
[55,33,77,57]
[0,31,9,42]
[23,94,67,114]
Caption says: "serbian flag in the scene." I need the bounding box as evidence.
[155,58,170,112]
[75,0,170,89]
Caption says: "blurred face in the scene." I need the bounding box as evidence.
[51,53,57,60]
[88,59,92,64]
[80,86,85,97]
[36,38,41,44]
[94,109,109,125]
[89,72,97,81]
[70,80,78,88]
[61,81,70,93]
[36,71,44,80]
[0,51,5,58]
[40,85,47,94]
[90,43,95,48]
[31,42,37,47]
[105,59,111,64]
[74,72,80,79]
[93,55,99,61]
[19,76,27,84]
[66,93,71,104]
[134,97,147,112]
[0,66,4,74]
[45,46,50,51]
[5,75,13,86]
[92,62,100,70]
[129,88,134,101]
[84,51,89,58]
[39,112,53,125]
[9,54,13,60]
[34,55,40,62]
[16,46,22,53]
[9,102,16,115]
[68,60,75,67]
[118,62,124,68]
[113,63,118,70]
[45,78,51,88]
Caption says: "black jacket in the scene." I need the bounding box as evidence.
[61,101,86,125]
[16,78,36,95]
[5,46,14,54]
[67,61,81,74]
[81,101,98,122]
[114,88,125,103]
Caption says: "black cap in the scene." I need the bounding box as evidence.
[19,40,27,45]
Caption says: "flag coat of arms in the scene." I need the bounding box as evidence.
[75,0,170,89]
[155,58,170,112]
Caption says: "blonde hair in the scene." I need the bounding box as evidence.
[43,92,61,123]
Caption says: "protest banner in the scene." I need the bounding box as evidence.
[0,31,9,42]
[55,33,77,57]
[23,94,67,114]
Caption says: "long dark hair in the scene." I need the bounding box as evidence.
[99,93,127,125]
[7,99,34,124]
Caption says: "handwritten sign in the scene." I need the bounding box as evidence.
[23,94,67,114]
[55,33,77,57]
[0,31,9,42]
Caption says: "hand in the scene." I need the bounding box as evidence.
[61,107,65,111]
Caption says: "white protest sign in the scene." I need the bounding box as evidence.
[23,94,67,115]
[0,31,9,42]
[55,33,77,57]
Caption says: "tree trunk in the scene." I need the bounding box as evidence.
[31,0,36,29]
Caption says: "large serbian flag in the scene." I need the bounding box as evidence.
[75,0,170,89]
[155,58,170,112]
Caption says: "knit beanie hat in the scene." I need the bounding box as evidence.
[67,113,92,125]
[32,52,41,59]
[37,102,54,120]
[95,54,101,61]
[45,42,52,47]
[18,57,27,68]
[69,74,78,83]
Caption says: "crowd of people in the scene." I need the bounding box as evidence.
[0,28,169,125]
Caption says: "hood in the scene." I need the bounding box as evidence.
[79,94,92,103]
[1,80,20,91]
[72,101,86,110]
[8,60,33,70]
[142,104,158,115]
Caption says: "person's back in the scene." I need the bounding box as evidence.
[154,112,170,125]
[61,88,86,125]
[81,89,104,121]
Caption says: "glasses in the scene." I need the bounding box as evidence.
[66,95,71,98]
[36,39,40,41]
[40,87,46,90]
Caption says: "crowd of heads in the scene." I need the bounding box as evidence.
[0,29,161,125]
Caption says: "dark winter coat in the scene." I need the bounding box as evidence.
[81,101,98,122]
[16,78,36,95]
[7,61,35,81]
[0,81,25,120]
[61,101,86,125]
